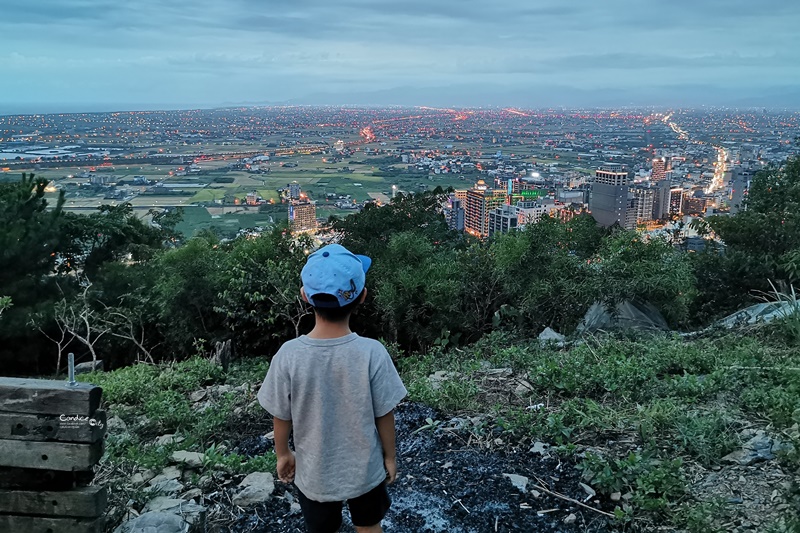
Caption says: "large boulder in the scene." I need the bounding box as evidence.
[113,511,190,533]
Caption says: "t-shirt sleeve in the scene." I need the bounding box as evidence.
[370,346,408,418]
[257,350,292,420]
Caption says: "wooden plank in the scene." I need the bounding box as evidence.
[0,439,103,471]
[0,378,102,416]
[0,467,94,490]
[0,486,107,517]
[0,514,104,533]
[0,410,106,443]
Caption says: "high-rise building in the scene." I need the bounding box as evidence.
[288,181,302,200]
[465,180,506,237]
[289,200,317,232]
[652,179,672,220]
[651,157,670,182]
[444,194,465,231]
[488,204,519,236]
[669,188,684,216]
[590,163,632,229]
[730,165,755,214]
[631,186,655,223]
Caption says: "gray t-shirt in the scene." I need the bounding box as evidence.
[257,333,407,502]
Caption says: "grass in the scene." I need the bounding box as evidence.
[399,326,800,528]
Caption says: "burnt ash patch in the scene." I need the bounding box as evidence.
[226,402,612,532]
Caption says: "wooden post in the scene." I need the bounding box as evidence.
[0,376,107,532]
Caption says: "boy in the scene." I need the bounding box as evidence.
[258,244,407,533]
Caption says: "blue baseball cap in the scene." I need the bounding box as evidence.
[301,244,372,308]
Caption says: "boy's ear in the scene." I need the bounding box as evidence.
[358,288,367,304]
[300,287,310,303]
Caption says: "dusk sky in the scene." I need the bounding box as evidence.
[1,0,799,112]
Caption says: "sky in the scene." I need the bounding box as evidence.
[1,0,799,112]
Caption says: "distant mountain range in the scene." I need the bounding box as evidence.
[287,83,800,110]
[2,85,799,115]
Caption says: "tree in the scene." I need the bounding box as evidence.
[217,228,313,353]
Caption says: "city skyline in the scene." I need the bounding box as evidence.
[2,0,800,114]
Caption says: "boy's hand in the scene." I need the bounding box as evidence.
[384,456,397,484]
[277,452,296,483]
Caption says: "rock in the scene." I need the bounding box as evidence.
[610,492,622,501]
[579,482,596,499]
[171,451,206,469]
[189,390,207,403]
[181,488,203,501]
[145,497,187,512]
[290,502,301,514]
[150,467,182,485]
[427,370,460,390]
[502,473,528,493]
[530,489,541,498]
[722,432,779,465]
[197,476,213,489]
[74,360,104,375]
[514,380,534,396]
[232,472,275,506]
[156,434,185,446]
[539,327,565,347]
[483,367,513,378]
[564,513,577,524]
[148,479,184,496]
[265,431,275,440]
[106,415,128,434]
[113,511,190,533]
[529,442,549,455]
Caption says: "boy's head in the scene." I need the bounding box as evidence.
[301,244,371,322]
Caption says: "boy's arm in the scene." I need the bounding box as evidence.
[376,410,397,484]
[273,416,295,483]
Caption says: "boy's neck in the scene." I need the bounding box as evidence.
[306,318,353,339]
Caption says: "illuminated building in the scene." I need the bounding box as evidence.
[444,194,465,231]
[730,166,755,214]
[631,186,655,223]
[488,204,518,236]
[651,157,670,182]
[590,164,633,229]
[288,181,301,200]
[289,200,317,232]
[652,180,672,220]
[669,188,684,216]
[465,180,506,237]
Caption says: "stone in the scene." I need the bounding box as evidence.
[502,473,529,493]
[189,390,207,403]
[198,476,213,489]
[610,492,622,501]
[483,367,513,378]
[232,472,275,506]
[529,442,549,455]
[538,327,565,347]
[722,433,778,465]
[427,370,460,390]
[290,502,301,514]
[113,511,190,533]
[265,430,275,440]
[514,380,534,396]
[156,434,185,446]
[74,360,104,374]
[107,415,128,434]
[579,482,596,499]
[150,467,182,485]
[171,451,206,469]
[145,497,187,512]
[564,513,577,524]
[181,488,203,500]
[148,479,185,496]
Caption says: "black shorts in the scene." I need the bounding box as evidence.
[296,481,391,533]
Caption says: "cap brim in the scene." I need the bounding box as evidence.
[355,254,371,273]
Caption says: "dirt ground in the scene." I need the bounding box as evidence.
[220,402,611,533]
